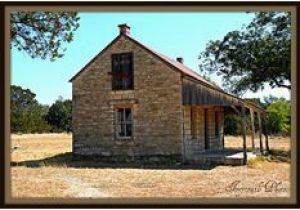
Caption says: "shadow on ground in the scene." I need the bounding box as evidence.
[11,149,290,170]
[10,152,219,170]
[268,149,291,162]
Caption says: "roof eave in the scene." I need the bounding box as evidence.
[68,34,122,83]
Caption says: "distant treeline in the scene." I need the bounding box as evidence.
[11,85,291,136]
[11,85,72,133]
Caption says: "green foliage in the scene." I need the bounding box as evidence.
[247,156,269,167]
[199,12,291,95]
[10,12,80,61]
[11,86,72,133]
[224,96,291,136]
[224,114,242,135]
[244,98,266,109]
[11,85,51,133]
[266,98,291,135]
[46,97,72,132]
[264,95,279,106]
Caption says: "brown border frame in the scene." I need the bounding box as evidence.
[0,1,299,208]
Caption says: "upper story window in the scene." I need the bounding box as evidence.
[111,52,134,90]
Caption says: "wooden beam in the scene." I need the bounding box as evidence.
[257,112,264,154]
[230,105,241,115]
[250,108,256,153]
[241,106,247,165]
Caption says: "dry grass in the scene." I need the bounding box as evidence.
[10,134,291,198]
[225,135,291,151]
[11,133,72,162]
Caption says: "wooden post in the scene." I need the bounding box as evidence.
[241,106,247,165]
[264,117,270,153]
[250,108,256,153]
[204,108,209,150]
[182,106,185,163]
[258,112,264,155]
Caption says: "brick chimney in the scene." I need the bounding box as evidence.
[176,57,184,64]
[118,23,130,35]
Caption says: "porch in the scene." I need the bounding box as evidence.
[182,77,269,166]
[185,148,258,166]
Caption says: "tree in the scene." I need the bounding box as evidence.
[224,114,242,135]
[244,97,266,109]
[199,12,291,95]
[10,12,80,61]
[202,73,220,88]
[46,97,72,132]
[266,98,291,135]
[263,95,279,106]
[11,85,51,133]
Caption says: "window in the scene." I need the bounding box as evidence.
[112,53,133,90]
[116,108,133,138]
[204,109,209,150]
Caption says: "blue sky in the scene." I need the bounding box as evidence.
[11,12,290,105]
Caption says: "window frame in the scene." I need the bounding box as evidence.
[115,107,133,139]
[111,52,134,91]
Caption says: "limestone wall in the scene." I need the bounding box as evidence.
[72,36,183,156]
[183,106,224,159]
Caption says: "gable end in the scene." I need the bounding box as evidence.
[69,35,122,82]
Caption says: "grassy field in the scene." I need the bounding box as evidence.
[11,134,291,198]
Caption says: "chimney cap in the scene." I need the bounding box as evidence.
[176,57,184,64]
[118,23,131,35]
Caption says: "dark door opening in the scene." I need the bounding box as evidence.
[204,109,209,150]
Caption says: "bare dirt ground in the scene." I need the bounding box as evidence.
[11,134,291,198]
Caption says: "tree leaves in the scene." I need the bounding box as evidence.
[199,12,291,96]
[10,11,80,61]
[46,98,72,132]
[266,98,291,135]
[224,96,291,135]
[11,85,51,133]
[11,85,72,133]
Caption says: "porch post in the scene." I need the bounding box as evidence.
[263,116,270,153]
[241,106,247,165]
[250,108,256,153]
[257,112,264,155]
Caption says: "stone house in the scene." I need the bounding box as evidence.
[69,24,267,165]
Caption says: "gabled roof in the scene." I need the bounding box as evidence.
[124,35,221,90]
[69,35,121,82]
[69,33,219,90]
[69,32,266,113]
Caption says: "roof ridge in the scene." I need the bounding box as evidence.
[70,33,219,91]
[124,35,221,90]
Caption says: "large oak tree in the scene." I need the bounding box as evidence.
[199,12,291,95]
[10,11,80,60]
[11,85,50,133]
